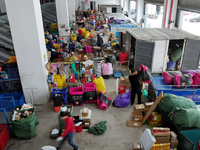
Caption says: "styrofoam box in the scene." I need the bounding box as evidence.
[140,128,156,150]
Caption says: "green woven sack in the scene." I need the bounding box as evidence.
[9,108,39,139]
[160,93,197,113]
[169,105,200,127]
[169,48,182,62]
[58,105,74,130]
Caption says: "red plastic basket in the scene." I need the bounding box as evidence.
[0,125,10,150]
[75,124,82,133]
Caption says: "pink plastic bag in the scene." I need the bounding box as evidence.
[97,91,112,110]
[85,46,92,53]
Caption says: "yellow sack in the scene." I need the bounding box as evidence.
[93,76,106,94]
[71,34,77,41]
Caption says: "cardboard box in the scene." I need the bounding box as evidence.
[124,76,130,83]
[135,104,145,111]
[127,121,141,127]
[170,131,177,140]
[132,110,143,118]
[132,117,142,122]
[83,119,91,128]
[145,102,154,108]
[151,143,170,150]
[82,107,89,117]
[155,136,170,144]
[119,82,126,87]
[126,82,131,88]
[170,139,178,149]
[133,142,141,150]
[120,77,125,82]
[152,131,171,137]
[143,107,149,114]
[153,127,170,131]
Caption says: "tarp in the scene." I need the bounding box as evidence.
[160,93,197,113]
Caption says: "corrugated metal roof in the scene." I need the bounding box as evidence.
[0,2,57,62]
[126,28,200,40]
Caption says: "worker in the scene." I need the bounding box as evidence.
[129,65,144,105]
[56,111,79,150]
[97,34,103,47]
[96,34,104,57]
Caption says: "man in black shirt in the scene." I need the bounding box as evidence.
[97,34,103,47]
[129,65,144,105]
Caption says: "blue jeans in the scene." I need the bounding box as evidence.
[57,131,78,149]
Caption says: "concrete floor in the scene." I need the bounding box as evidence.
[5,76,148,150]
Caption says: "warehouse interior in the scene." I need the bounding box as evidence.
[0,0,200,150]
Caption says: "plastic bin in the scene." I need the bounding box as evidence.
[58,105,74,130]
[52,88,68,104]
[53,75,66,89]
[7,67,20,79]
[0,93,25,111]
[0,125,10,150]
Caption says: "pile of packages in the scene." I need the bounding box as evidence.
[127,103,154,128]
[118,76,131,94]
[147,111,163,127]
[151,127,179,150]
[80,107,91,129]
[132,127,179,150]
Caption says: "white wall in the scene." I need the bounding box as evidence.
[0,0,6,13]
[136,0,144,23]
[68,0,76,21]
[55,0,70,37]
[5,0,50,104]
[76,0,120,10]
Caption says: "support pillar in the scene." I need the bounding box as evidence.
[55,0,70,39]
[136,0,144,24]
[162,0,178,29]
[5,0,49,104]
[0,0,6,13]
[68,0,76,21]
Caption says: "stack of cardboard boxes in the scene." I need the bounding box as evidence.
[80,107,91,129]
[118,77,131,92]
[127,102,154,128]
[170,131,179,150]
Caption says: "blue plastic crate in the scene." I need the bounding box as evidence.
[52,88,68,104]
[7,67,20,79]
[0,93,25,111]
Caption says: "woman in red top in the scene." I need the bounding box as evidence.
[56,112,79,150]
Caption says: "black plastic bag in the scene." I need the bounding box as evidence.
[84,91,97,101]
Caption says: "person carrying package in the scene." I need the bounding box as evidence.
[56,111,79,150]
[129,65,144,105]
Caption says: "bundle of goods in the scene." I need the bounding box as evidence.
[93,62,102,76]
[162,69,200,88]
[97,91,112,110]
[119,52,128,65]
[83,83,97,103]
[79,107,92,129]
[112,91,131,107]
[9,106,39,139]
[101,63,113,79]
[92,76,106,94]
[162,71,182,85]
[147,111,163,127]
[138,64,152,83]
